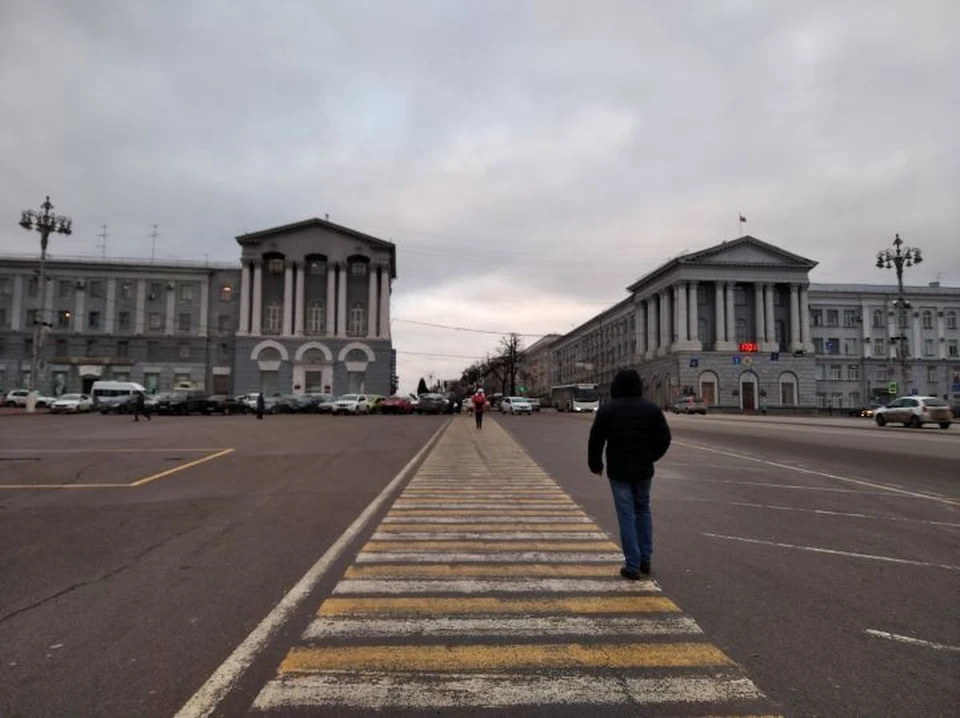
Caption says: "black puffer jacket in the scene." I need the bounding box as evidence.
[588,369,671,482]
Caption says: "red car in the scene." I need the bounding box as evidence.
[380,395,414,414]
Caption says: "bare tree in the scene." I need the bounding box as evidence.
[498,333,524,396]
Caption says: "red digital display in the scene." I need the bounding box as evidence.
[739,342,759,352]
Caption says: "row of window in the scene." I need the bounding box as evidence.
[814,336,960,358]
[0,336,232,363]
[812,307,959,330]
[817,364,955,383]
[259,300,368,336]
[261,258,371,277]
[0,276,225,303]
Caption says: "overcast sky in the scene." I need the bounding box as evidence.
[2,0,958,393]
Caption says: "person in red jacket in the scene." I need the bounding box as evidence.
[471,388,488,429]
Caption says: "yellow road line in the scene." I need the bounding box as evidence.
[0,483,127,489]
[363,540,619,552]
[385,510,588,517]
[127,448,235,486]
[280,642,731,673]
[319,596,679,616]
[0,447,229,454]
[376,523,601,532]
[344,564,620,578]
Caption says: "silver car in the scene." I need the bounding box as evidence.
[874,396,952,429]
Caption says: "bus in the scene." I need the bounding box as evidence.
[551,383,599,413]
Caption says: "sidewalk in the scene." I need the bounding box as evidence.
[249,415,779,715]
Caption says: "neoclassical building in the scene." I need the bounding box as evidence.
[234,218,395,396]
[546,235,960,411]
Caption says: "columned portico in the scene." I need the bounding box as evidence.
[799,284,812,352]
[715,281,737,351]
[789,283,802,352]
[763,283,776,352]
[687,281,701,350]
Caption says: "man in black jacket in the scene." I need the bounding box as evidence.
[588,369,671,580]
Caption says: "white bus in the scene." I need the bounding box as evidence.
[91,381,147,411]
[551,383,600,413]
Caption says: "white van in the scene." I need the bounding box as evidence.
[91,381,147,413]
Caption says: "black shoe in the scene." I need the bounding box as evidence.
[639,561,651,575]
[620,567,641,581]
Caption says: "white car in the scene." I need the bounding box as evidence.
[332,394,369,415]
[5,389,53,408]
[50,393,94,414]
[500,396,533,415]
[874,396,952,429]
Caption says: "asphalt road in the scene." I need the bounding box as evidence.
[1,410,956,717]
[501,411,960,718]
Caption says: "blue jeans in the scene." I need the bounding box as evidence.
[608,478,652,572]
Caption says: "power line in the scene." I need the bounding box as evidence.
[393,317,547,338]
[398,350,483,360]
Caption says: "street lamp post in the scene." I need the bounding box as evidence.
[18,196,73,413]
[876,234,922,397]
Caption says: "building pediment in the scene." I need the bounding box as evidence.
[682,236,817,269]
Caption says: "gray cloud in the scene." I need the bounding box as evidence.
[2,0,957,391]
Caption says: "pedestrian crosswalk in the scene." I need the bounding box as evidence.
[250,417,779,715]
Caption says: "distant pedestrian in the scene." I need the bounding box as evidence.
[588,368,671,580]
[256,392,265,420]
[471,388,487,429]
[132,391,151,422]
[759,397,768,415]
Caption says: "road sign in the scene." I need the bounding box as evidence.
[732,356,742,365]
[770,352,780,361]
[887,381,898,395]
[689,358,699,368]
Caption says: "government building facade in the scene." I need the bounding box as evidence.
[523,236,960,412]
[0,217,396,398]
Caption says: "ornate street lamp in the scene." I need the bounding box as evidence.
[18,196,73,412]
[876,234,922,396]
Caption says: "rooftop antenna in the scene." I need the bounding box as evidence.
[325,213,329,221]
[96,224,108,259]
[149,224,159,263]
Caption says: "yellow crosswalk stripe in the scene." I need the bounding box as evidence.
[318,596,680,616]
[363,540,619,551]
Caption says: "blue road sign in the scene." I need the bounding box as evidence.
[732,355,742,365]
[689,358,699,368]
[770,352,780,361]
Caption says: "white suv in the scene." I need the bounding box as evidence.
[5,390,52,408]
[874,396,952,429]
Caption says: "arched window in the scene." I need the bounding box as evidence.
[348,302,366,337]
[778,371,798,406]
[351,262,367,277]
[307,301,325,334]
[872,309,884,328]
[264,300,282,334]
[735,318,747,343]
[922,310,933,329]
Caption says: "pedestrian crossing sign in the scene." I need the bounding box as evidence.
[887,381,898,395]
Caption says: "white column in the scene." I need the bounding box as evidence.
[367,265,378,338]
[282,262,294,336]
[251,261,263,335]
[688,281,700,349]
[912,310,922,359]
[646,298,656,359]
[753,282,764,344]
[379,266,390,339]
[671,284,681,344]
[725,282,736,346]
[294,263,305,336]
[11,275,23,331]
[337,264,347,337]
[636,301,647,358]
[799,284,812,351]
[135,280,146,335]
[715,281,725,349]
[105,278,116,334]
[199,278,209,337]
[164,284,175,335]
[861,302,872,358]
[238,262,251,335]
[325,263,336,336]
[789,284,801,351]
[677,282,689,342]
[937,307,947,359]
[764,283,776,350]
[658,290,669,355]
[73,281,85,333]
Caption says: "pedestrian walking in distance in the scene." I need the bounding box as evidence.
[471,388,487,430]
[256,392,265,420]
[588,369,671,580]
[132,391,151,422]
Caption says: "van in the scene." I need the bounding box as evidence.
[91,381,147,414]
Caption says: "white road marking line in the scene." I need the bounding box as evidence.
[381,515,593,523]
[172,422,450,718]
[704,533,960,572]
[664,476,900,495]
[392,502,577,509]
[333,578,660,594]
[864,629,960,652]
[371,531,610,540]
[673,497,960,529]
[252,672,765,710]
[357,551,625,563]
[674,440,960,506]
[302,615,703,639]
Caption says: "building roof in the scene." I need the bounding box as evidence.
[811,282,959,296]
[627,235,818,292]
[0,254,239,272]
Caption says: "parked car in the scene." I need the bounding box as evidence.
[332,394,370,415]
[380,395,414,414]
[671,396,708,415]
[500,396,533,415]
[415,393,448,414]
[858,401,886,418]
[205,394,247,415]
[155,390,214,415]
[874,396,952,429]
[49,393,94,413]
[5,389,53,408]
[315,395,338,414]
[527,398,541,413]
